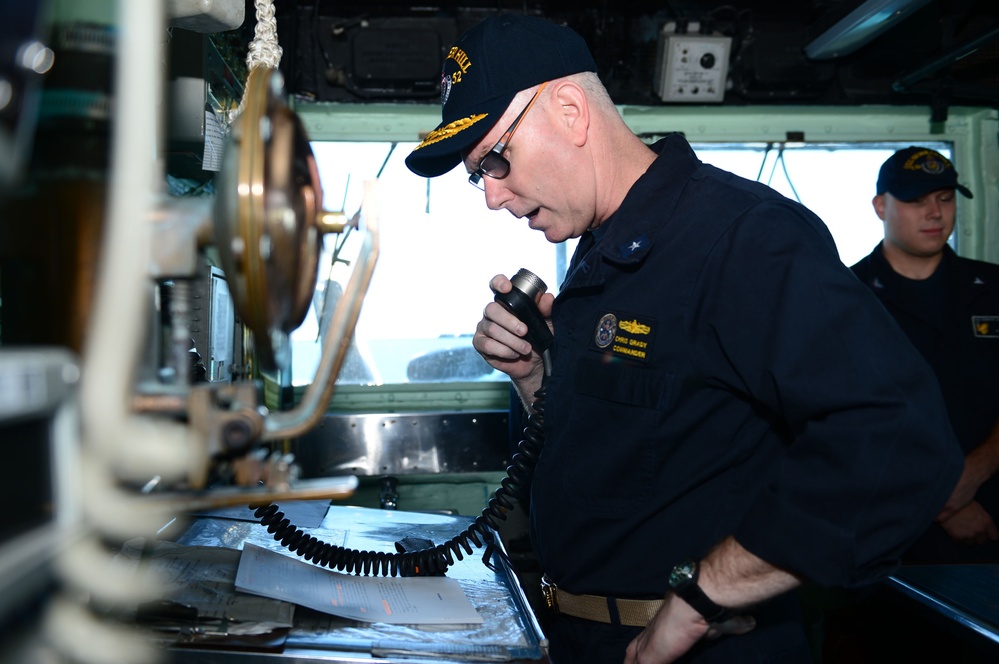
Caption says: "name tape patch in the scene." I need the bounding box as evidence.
[972,316,999,338]
[592,311,656,362]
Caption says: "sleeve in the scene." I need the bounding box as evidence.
[690,200,964,588]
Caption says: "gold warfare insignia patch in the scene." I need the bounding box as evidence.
[591,311,655,362]
[972,316,999,338]
[413,113,488,151]
[619,319,651,335]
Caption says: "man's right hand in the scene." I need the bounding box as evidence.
[940,500,999,546]
[472,274,554,394]
[939,500,999,546]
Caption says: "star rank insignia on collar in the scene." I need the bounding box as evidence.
[618,234,649,259]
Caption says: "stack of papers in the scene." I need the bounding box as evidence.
[235,543,484,625]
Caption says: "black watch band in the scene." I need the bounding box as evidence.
[667,560,734,624]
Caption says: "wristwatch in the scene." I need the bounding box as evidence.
[667,559,734,624]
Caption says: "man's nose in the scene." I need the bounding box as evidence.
[926,198,943,218]
[483,176,512,211]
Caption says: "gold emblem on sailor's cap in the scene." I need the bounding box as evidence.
[413,113,489,151]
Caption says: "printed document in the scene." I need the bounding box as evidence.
[235,543,483,625]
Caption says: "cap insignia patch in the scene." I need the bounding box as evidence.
[903,149,951,175]
[440,73,453,106]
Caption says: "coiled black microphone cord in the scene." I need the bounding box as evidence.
[253,385,546,576]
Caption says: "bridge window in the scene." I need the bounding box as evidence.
[290,140,951,387]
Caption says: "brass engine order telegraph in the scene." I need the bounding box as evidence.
[213,66,355,377]
[200,64,378,480]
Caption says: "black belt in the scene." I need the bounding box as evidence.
[541,575,664,627]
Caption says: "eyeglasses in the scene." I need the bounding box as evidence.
[468,81,549,190]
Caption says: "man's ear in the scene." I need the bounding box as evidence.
[549,80,589,147]
[872,194,887,221]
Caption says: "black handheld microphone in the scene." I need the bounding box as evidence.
[494,269,554,376]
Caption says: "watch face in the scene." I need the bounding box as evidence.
[670,560,696,586]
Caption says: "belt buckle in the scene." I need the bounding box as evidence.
[540,575,559,612]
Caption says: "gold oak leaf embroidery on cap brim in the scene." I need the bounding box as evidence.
[414,114,488,150]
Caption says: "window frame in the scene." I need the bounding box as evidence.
[290,103,999,412]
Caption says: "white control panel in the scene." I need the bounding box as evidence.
[654,22,732,103]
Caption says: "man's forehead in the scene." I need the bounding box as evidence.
[890,188,957,203]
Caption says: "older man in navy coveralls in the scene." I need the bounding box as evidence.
[405,15,964,664]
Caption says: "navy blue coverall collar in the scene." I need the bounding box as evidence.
[870,242,991,303]
[563,133,699,291]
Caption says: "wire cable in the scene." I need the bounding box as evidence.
[777,144,803,203]
[254,384,547,576]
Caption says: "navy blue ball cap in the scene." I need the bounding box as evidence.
[876,146,973,201]
[405,14,597,178]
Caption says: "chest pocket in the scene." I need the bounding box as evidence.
[557,355,675,516]
[576,355,673,409]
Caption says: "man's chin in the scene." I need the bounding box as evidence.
[542,228,571,244]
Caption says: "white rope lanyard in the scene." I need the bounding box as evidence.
[233,0,282,118]
[245,0,282,70]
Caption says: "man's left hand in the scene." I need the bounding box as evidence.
[623,594,756,664]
